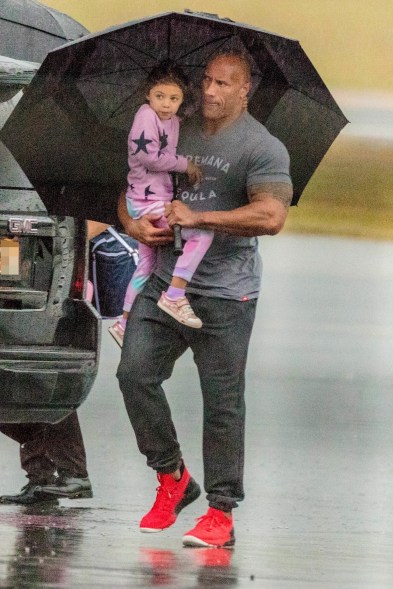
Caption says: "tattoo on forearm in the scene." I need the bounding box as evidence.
[247,183,293,208]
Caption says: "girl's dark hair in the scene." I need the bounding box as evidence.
[145,59,189,95]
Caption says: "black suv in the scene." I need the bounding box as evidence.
[0,59,100,423]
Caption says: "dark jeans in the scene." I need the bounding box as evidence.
[0,411,88,484]
[117,274,257,511]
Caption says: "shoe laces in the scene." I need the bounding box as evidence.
[151,474,178,513]
[195,509,229,531]
[175,297,197,318]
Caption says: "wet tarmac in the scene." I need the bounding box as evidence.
[1,233,393,588]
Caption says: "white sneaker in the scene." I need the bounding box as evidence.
[157,292,202,328]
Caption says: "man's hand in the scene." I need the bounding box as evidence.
[163,182,292,237]
[117,193,173,246]
[165,200,200,229]
[125,214,173,247]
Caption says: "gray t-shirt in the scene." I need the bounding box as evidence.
[155,111,292,300]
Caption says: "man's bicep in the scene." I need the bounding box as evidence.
[247,182,293,209]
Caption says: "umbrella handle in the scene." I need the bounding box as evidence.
[173,224,183,256]
[170,172,183,256]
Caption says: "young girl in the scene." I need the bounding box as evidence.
[109,61,213,347]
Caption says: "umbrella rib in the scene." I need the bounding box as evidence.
[103,38,158,64]
[175,34,234,62]
[72,38,158,84]
[167,19,172,60]
[80,38,155,84]
[105,88,142,121]
[249,76,345,118]
[35,0,79,41]
[0,15,67,40]
[97,85,142,121]
[105,27,233,65]
[79,67,145,83]
[284,85,348,117]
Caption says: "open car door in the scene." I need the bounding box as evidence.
[0,56,100,423]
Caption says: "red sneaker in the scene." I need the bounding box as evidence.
[182,507,235,548]
[140,466,201,532]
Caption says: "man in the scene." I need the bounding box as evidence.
[117,51,292,547]
[0,412,92,504]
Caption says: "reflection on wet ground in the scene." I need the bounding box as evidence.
[0,504,240,587]
[2,506,84,587]
[0,235,393,587]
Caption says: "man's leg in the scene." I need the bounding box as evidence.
[193,296,257,510]
[117,275,189,471]
[0,422,57,504]
[45,411,89,478]
[182,295,257,547]
[117,274,201,531]
[37,411,92,499]
[0,411,92,503]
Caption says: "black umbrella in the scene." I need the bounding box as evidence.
[0,0,88,63]
[0,1,89,212]
[0,10,348,225]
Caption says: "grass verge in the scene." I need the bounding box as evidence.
[285,136,393,241]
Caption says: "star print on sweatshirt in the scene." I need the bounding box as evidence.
[127,104,188,201]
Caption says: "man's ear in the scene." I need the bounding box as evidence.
[240,82,251,99]
[240,82,251,110]
[240,82,251,98]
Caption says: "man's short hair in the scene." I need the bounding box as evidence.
[208,50,252,83]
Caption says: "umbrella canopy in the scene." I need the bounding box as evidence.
[0,10,348,224]
[0,1,89,213]
[0,0,88,63]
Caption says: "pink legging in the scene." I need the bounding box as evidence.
[123,200,213,312]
